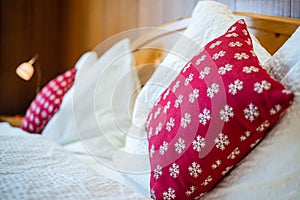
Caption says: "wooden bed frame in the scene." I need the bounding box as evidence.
[133,12,300,85]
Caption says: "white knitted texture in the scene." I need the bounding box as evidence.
[0,125,146,200]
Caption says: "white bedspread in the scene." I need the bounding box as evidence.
[0,123,146,200]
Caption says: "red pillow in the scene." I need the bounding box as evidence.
[146,20,294,199]
[21,68,76,133]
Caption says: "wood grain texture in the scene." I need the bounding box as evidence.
[210,0,236,10]
[235,0,291,17]
[217,0,299,18]
[138,0,164,27]
[132,13,300,82]
[1,0,299,114]
[0,0,61,115]
[163,0,196,22]
[235,12,300,54]
[291,0,300,18]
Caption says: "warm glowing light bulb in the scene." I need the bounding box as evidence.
[16,62,35,81]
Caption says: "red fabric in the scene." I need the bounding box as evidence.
[147,20,294,199]
[21,68,76,133]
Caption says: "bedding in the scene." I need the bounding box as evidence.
[147,19,294,199]
[1,1,300,199]
[21,68,76,134]
[113,0,272,194]
[43,38,140,147]
[42,52,97,145]
[0,123,146,200]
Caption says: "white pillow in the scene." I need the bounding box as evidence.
[43,38,140,148]
[112,1,271,195]
[264,27,300,81]
[42,52,97,144]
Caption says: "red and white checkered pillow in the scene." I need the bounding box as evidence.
[21,68,76,133]
[146,20,294,199]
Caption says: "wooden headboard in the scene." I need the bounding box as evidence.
[132,12,300,85]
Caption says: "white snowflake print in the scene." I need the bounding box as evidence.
[163,101,171,114]
[212,50,226,60]
[154,164,162,180]
[195,55,206,65]
[182,62,192,73]
[169,163,180,178]
[215,132,230,151]
[282,89,292,95]
[159,141,169,155]
[244,103,260,122]
[154,95,161,106]
[192,135,206,152]
[209,40,222,49]
[227,147,240,160]
[188,162,202,178]
[221,166,233,175]
[174,95,183,108]
[185,185,197,197]
[256,120,270,132]
[218,64,233,75]
[254,80,271,93]
[201,175,213,186]
[242,29,248,35]
[225,33,239,37]
[163,187,176,200]
[211,160,222,169]
[234,52,249,60]
[175,138,186,154]
[207,83,219,98]
[148,127,153,138]
[194,193,206,200]
[245,38,252,45]
[150,144,155,158]
[150,189,156,200]
[228,79,243,95]
[146,113,153,128]
[270,104,282,115]
[163,89,170,100]
[184,73,194,86]
[199,66,210,79]
[220,105,234,122]
[243,66,259,73]
[240,130,251,141]
[238,20,245,24]
[228,41,243,47]
[250,50,257,57]
[181,112,191,128]
[228,26,236,32]
[172,80,180,93]
[154,107,161,119]
[189,89,200,103]
[250,139,261,148]
[166,117,175,132]
[199,108,211,125]
[155,122,163,135]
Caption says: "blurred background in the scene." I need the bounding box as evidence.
[1,0,299,115]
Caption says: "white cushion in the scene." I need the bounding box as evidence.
[42,52,97,144]
[43,38,140,148]
[264,27,300,81]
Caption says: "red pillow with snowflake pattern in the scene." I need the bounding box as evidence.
[21,68,76,133]
[146,19,294,199]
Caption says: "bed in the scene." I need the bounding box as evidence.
[1,1,300,199]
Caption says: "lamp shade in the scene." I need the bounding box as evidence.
[16,62,35,81]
